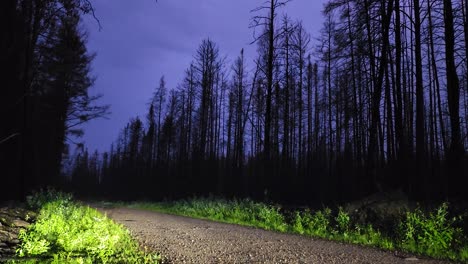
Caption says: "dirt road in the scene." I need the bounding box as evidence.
[98,207,449,264]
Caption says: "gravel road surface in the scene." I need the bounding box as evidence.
[98,207,450,264]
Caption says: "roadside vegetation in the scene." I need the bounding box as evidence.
[126,198,468,262]
[8,190,160,264]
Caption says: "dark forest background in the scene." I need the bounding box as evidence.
[0,0,109,200]
[2,0,468,205]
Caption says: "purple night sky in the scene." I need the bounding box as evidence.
[81,0,327,152]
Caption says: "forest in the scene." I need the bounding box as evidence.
[0,0,109,200]
[1,0,468,205]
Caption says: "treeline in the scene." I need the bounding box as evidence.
[71,0,468,204]
[0,0,107,201]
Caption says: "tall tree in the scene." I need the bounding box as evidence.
[291,21,310,167]
[232,49,247,168]
[443,0,465,197]
[251,0,290,198]
[413,0,426,197]
[153,76,167,162]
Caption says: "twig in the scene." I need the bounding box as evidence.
[0,133,20,145]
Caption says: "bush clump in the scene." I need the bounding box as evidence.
[16,190,160,263]
[292,208,331,238]
[399,203,466,260]
[132,198,287,232]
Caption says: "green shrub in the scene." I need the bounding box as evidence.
[26,188,73,210]
[399,203,463,259]
[335,207,350,234]
[130,198,288,232]
[459,246,468,262]
[17,192,160,263]
[350,224,394,249]
[292,208,331,238]
[292,211,306,235]
[252,203,287,232]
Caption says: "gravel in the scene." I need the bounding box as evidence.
[98,207,450,264]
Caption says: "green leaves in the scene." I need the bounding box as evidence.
[290,207,393,249]
[26,188,73,210]
[17,229,50,257]
[335,207,350,233]
[17,191,160,263]
[399,203,464,260]
[130,199,468,262]
[131,198,288,232]
[292,208,332,238]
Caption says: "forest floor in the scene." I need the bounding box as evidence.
[96,206,450,264]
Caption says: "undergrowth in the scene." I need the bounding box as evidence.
[399,203,467,260]
[130,198,287,232]
[127,198,468,263]
[9,189,160,264]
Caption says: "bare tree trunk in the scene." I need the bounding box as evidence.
[307,57,313,159]
[264,0,275,162]
[427,4,448,157]
[283,21,290,160]
[463,0,468,148]
[314,63,320,155]
[414,0,426,198]
[443,0,465,198]
[385,54,395,163]
[326,12,334,187]
[393,0,410,189]
[367,0,394,193]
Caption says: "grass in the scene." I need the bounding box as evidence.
[8,189,160,264]
[125,198,468,263]
[398,203,467,260]
[128,198,287,232]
